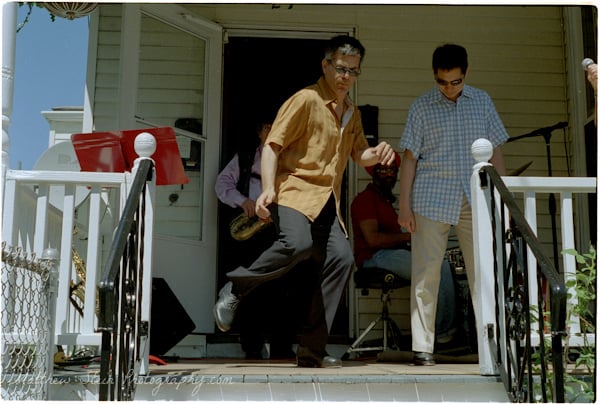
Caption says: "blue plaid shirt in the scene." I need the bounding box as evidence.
[400,85,509,225]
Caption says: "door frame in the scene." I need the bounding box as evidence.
[220,26,360,338]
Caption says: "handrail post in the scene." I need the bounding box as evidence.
[98,132,156,399]
[132,132,156,376]
[470,139,500,375]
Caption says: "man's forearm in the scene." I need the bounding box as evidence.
[398,151,417,208]
[261,143,280,192]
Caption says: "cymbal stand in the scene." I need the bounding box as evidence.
[507,121,568,270]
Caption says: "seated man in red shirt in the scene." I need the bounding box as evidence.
[351,152,457,363]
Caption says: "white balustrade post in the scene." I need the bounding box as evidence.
[2,3,17,184]
[41,247,59,399]
[470,138,500,375]
[132,132,156,375]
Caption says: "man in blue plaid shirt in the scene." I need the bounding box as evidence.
[398,44,509,366]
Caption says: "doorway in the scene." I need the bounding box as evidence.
[220,36,324,162]
[217,36,350,338]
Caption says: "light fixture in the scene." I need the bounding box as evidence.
[43,2,98,20]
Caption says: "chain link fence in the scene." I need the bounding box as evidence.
[1,243,58,400]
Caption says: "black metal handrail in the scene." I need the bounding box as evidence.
[479,165,567,402]
[97,159,153,401]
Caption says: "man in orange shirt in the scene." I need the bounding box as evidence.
[214,35,395,368]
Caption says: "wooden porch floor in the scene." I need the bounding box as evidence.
[147,351,482,377]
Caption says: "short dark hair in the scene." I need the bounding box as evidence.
[324,35,365,64]
[253,109,275,133]
[432,44,468,74]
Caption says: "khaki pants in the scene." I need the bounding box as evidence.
[410,196,476,353]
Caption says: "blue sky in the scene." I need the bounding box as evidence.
[9,4,89,169]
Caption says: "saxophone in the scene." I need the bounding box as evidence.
[230,213,272,241]
[70,246,100,316]
[70,247,86,317]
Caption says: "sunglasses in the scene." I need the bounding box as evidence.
[435,77,463,87]
[375,166,398,175]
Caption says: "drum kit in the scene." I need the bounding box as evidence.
[445,245,478,353]
[445,247,466,275]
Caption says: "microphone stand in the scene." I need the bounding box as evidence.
[507,121,568,271]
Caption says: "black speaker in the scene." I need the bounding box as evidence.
[358,104,379,147]
[150,277,196,356]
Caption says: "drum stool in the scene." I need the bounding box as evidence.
[342,267,410,359]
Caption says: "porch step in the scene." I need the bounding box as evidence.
[49,358,509,402]
[48,341,509,401]
[132,374,508,402]
[48,372,508,402]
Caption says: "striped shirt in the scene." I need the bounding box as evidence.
[399,85,509,225]
[266,77,370,229]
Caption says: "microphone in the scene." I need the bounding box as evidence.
[582,58,595,71]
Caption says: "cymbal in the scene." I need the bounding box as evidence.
[508,161,533,176]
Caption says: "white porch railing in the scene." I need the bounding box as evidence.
[3,170,127,350]
[501,176,596,343]
[1,134,157,370]
[470,139,596,377]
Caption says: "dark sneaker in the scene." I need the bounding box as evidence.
[413,351,435,366]
[213,282,239,332]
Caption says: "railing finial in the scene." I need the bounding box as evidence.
[134,132,157,159]
[471,138,493,163]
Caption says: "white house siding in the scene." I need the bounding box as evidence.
[136,13,206,135]
[91,4,582,335]
[93,4,121,133]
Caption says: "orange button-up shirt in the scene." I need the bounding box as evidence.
[265,77,369,233]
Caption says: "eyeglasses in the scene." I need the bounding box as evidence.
[435,77,463,87]
[328,60,361,77]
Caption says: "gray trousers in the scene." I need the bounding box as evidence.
[227,197,353,357]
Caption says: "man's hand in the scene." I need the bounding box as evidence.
[361,141,396,167]
[256,189,275,219]
[241,199,256,217]
[373,141,396,166]
[397,206,416,233]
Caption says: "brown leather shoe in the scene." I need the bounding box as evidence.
[296,346,343,368]
[413,351,435,366]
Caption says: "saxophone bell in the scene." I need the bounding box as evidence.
[230,213,272,241]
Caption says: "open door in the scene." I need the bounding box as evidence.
[117,4,223,333]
